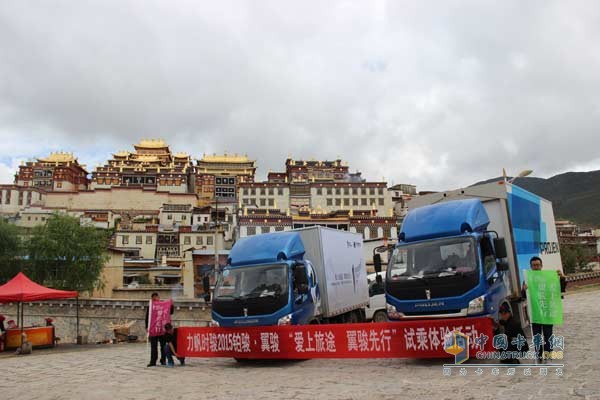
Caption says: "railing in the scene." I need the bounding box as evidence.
[566,271,600,283]
[119,284,183,290]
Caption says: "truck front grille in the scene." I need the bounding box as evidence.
[386,273,479,300]
[212,296,288,318]
[402,309,462,316]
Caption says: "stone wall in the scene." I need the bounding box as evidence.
[110,287,185,300]
[0,298,211,344]
[44,187,198,212]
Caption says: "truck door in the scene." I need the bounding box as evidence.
[306,261,320,315]
[292,262,315,324]
[481,234,508,317]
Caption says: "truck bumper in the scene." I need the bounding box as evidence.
[387,308,471,320]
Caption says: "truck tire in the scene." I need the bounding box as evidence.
[510,299,529,332]
[348,310,360,324]
[372,310,388,323]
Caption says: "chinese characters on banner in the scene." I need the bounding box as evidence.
[178,317,494,359]
[526,270,563,325]
[148,300,172,337]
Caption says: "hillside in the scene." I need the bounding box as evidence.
[473,170,600,227]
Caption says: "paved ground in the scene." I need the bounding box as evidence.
[1,287,599,400]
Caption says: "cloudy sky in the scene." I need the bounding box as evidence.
[1,1,600,191]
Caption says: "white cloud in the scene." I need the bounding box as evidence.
[0,158,22,184]
[0,1,599,191]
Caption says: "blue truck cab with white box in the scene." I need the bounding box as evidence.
[211,231,317,327]
[385,182,562,326]
[212,226,368,327]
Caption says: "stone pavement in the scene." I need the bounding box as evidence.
[1,288,598,400]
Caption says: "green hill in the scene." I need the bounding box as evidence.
[474,170,600,228]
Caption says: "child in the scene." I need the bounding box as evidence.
[163,323,185,367]
[493,303,529,364]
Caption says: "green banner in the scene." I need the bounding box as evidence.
[526,270,563,325]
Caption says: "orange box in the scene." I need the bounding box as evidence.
[5,327,55,349]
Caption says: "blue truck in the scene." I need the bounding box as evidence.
[385,182,563,328]
[211,226,369,327]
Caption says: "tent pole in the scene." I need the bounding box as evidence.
[20,302,24,349]
[76,296,80,344]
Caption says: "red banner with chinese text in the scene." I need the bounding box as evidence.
[178,317,494,359]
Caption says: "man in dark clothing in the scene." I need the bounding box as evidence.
[145,292,174,367]
[163,323,185,367]
[0,314,5,352]
[522,256,566,362]
[494,303,528,364]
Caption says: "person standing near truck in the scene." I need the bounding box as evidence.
[145,292,174,367]
[522,256,566,362]
[0,314,5,352]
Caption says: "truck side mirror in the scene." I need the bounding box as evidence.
[497,261,509,271]
[493,238,508,259]
[374,254,382,273]
[293,264,308,290]
[298,283,309,295]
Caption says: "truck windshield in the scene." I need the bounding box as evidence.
[387,237,478,280]
[214,264,289,300]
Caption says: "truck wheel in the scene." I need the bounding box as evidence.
[348,310,360,324]
[372,311,388,323]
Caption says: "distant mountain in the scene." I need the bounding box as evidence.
[473,170,600,228]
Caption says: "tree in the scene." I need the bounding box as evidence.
[561,245,578,274]
[561,243,594,274]
[0,218,23,284]
[25,214,110,293]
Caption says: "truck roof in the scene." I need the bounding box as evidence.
[228,231,305,266]
[400,198,490,243]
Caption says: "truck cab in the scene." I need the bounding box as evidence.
[385,199,509,320]
[211,232,318,327]
[212,226,368,328]
[385,182,563,328]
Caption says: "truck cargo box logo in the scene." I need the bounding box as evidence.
[508,186,560,274]
[443,331,469,364]
[540,241,560,255]
[351,263,362,293]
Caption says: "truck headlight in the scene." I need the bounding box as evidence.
[278,313,293,326]
[386,303,403,319]
[209,319,220,327]
[467,295,486,315]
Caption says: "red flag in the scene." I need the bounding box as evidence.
[148,300,172,337]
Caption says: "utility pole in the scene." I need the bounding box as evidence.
[214,196,219,273]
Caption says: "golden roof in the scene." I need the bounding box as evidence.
[38,152,76,163]
[174,152,190,158]
[200,153,254,163]
[135,139,168,149]
[114,151,130,157]
[135,155,160,162]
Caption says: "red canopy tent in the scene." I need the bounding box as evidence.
[0,272,79,348]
